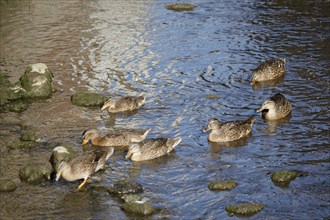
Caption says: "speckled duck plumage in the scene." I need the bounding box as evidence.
[101,95,146,113]
[125,137,182,161]
[251,58,286,84]
[82,128,151,147]
[55,147,114,190]
[203,115,256,142]
[256,93,292,120]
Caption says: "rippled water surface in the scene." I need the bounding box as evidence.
[1,0,329,219]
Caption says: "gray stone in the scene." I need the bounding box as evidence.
[108,179,143,195]
[0,179,17,192]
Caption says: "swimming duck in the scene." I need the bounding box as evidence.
[250,58,286,85]
[82,128,151,147]
[55,147,114,190]
[125,137,182,161]
[203,115,256,142]
[101,95,146,113]
[256,93,292,120]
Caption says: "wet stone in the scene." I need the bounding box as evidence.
[120,200,157,216]
[165,3,196,11]
[70,92,106,107]
[19,164,49,184]
[0,179,17,192]
[225,202,266,217]
[208,179,238,191]
[19,63,54,98]
[271,170,298,187]
[108,179,143,195]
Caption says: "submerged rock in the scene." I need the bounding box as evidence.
[49,145,76,171]
[19,165,50,184]
[225,202,266,217]
[7,100,29,112]
[8,141,37,150]
[19,63,54,98]
[70,92,106,107]
[165,3,196,11]
[271,170,298,187]
[108,179,143,195]
[208,179,238,191]
[0,179,17,192]
[121,201,157,216]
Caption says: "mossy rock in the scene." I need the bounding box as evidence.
[108,179,143,195]
[19,165,49,184]
[8,141,37,150]
[0,72,25,107]
[208,179,238,191]
[21,132,38,142]
[7,100,29,112]
[71,92,106,107]
[121,201,157,216]
[271,170,298,187]
[0,179,17,192]
[165,3,196,11]
[225,202,266,217]
[20,72,53,98]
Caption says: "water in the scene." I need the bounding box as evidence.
[1,0,329,219]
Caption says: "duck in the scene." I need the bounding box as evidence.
[54,147,114,190]
[81,128,151,147]
[203,115,256,142]
[101,95,146,113]
[250,58,286,85]
[256,93,292,120]
[125,137,182,161]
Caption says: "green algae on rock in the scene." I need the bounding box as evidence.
[120,196,157,216]
[8,141,37,150]
[71,92,106,107]
[19,63,54,98]
[271,170,298,187]
[165,3,196,12]
[19,165,50,184]
[21,132,39,142]
[0,179,17,192]
[208,179,238,191]
[225,202,266,217]
[108,179,143,195]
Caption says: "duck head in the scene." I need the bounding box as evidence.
[125,144,141,160]
[203,118,221,132]
[81,129,100,145]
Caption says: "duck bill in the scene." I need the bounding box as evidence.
[82,139,89,145]
[100,105,107,111]
[125,151,132,159]
[202,126,210,133]
[256,107,263,113]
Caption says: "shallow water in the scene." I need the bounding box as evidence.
[0,0,329,219]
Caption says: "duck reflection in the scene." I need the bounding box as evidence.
[127,152,178,178]
[263,115,291,134]
[251,75,285,90]
[208,136,250,159]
